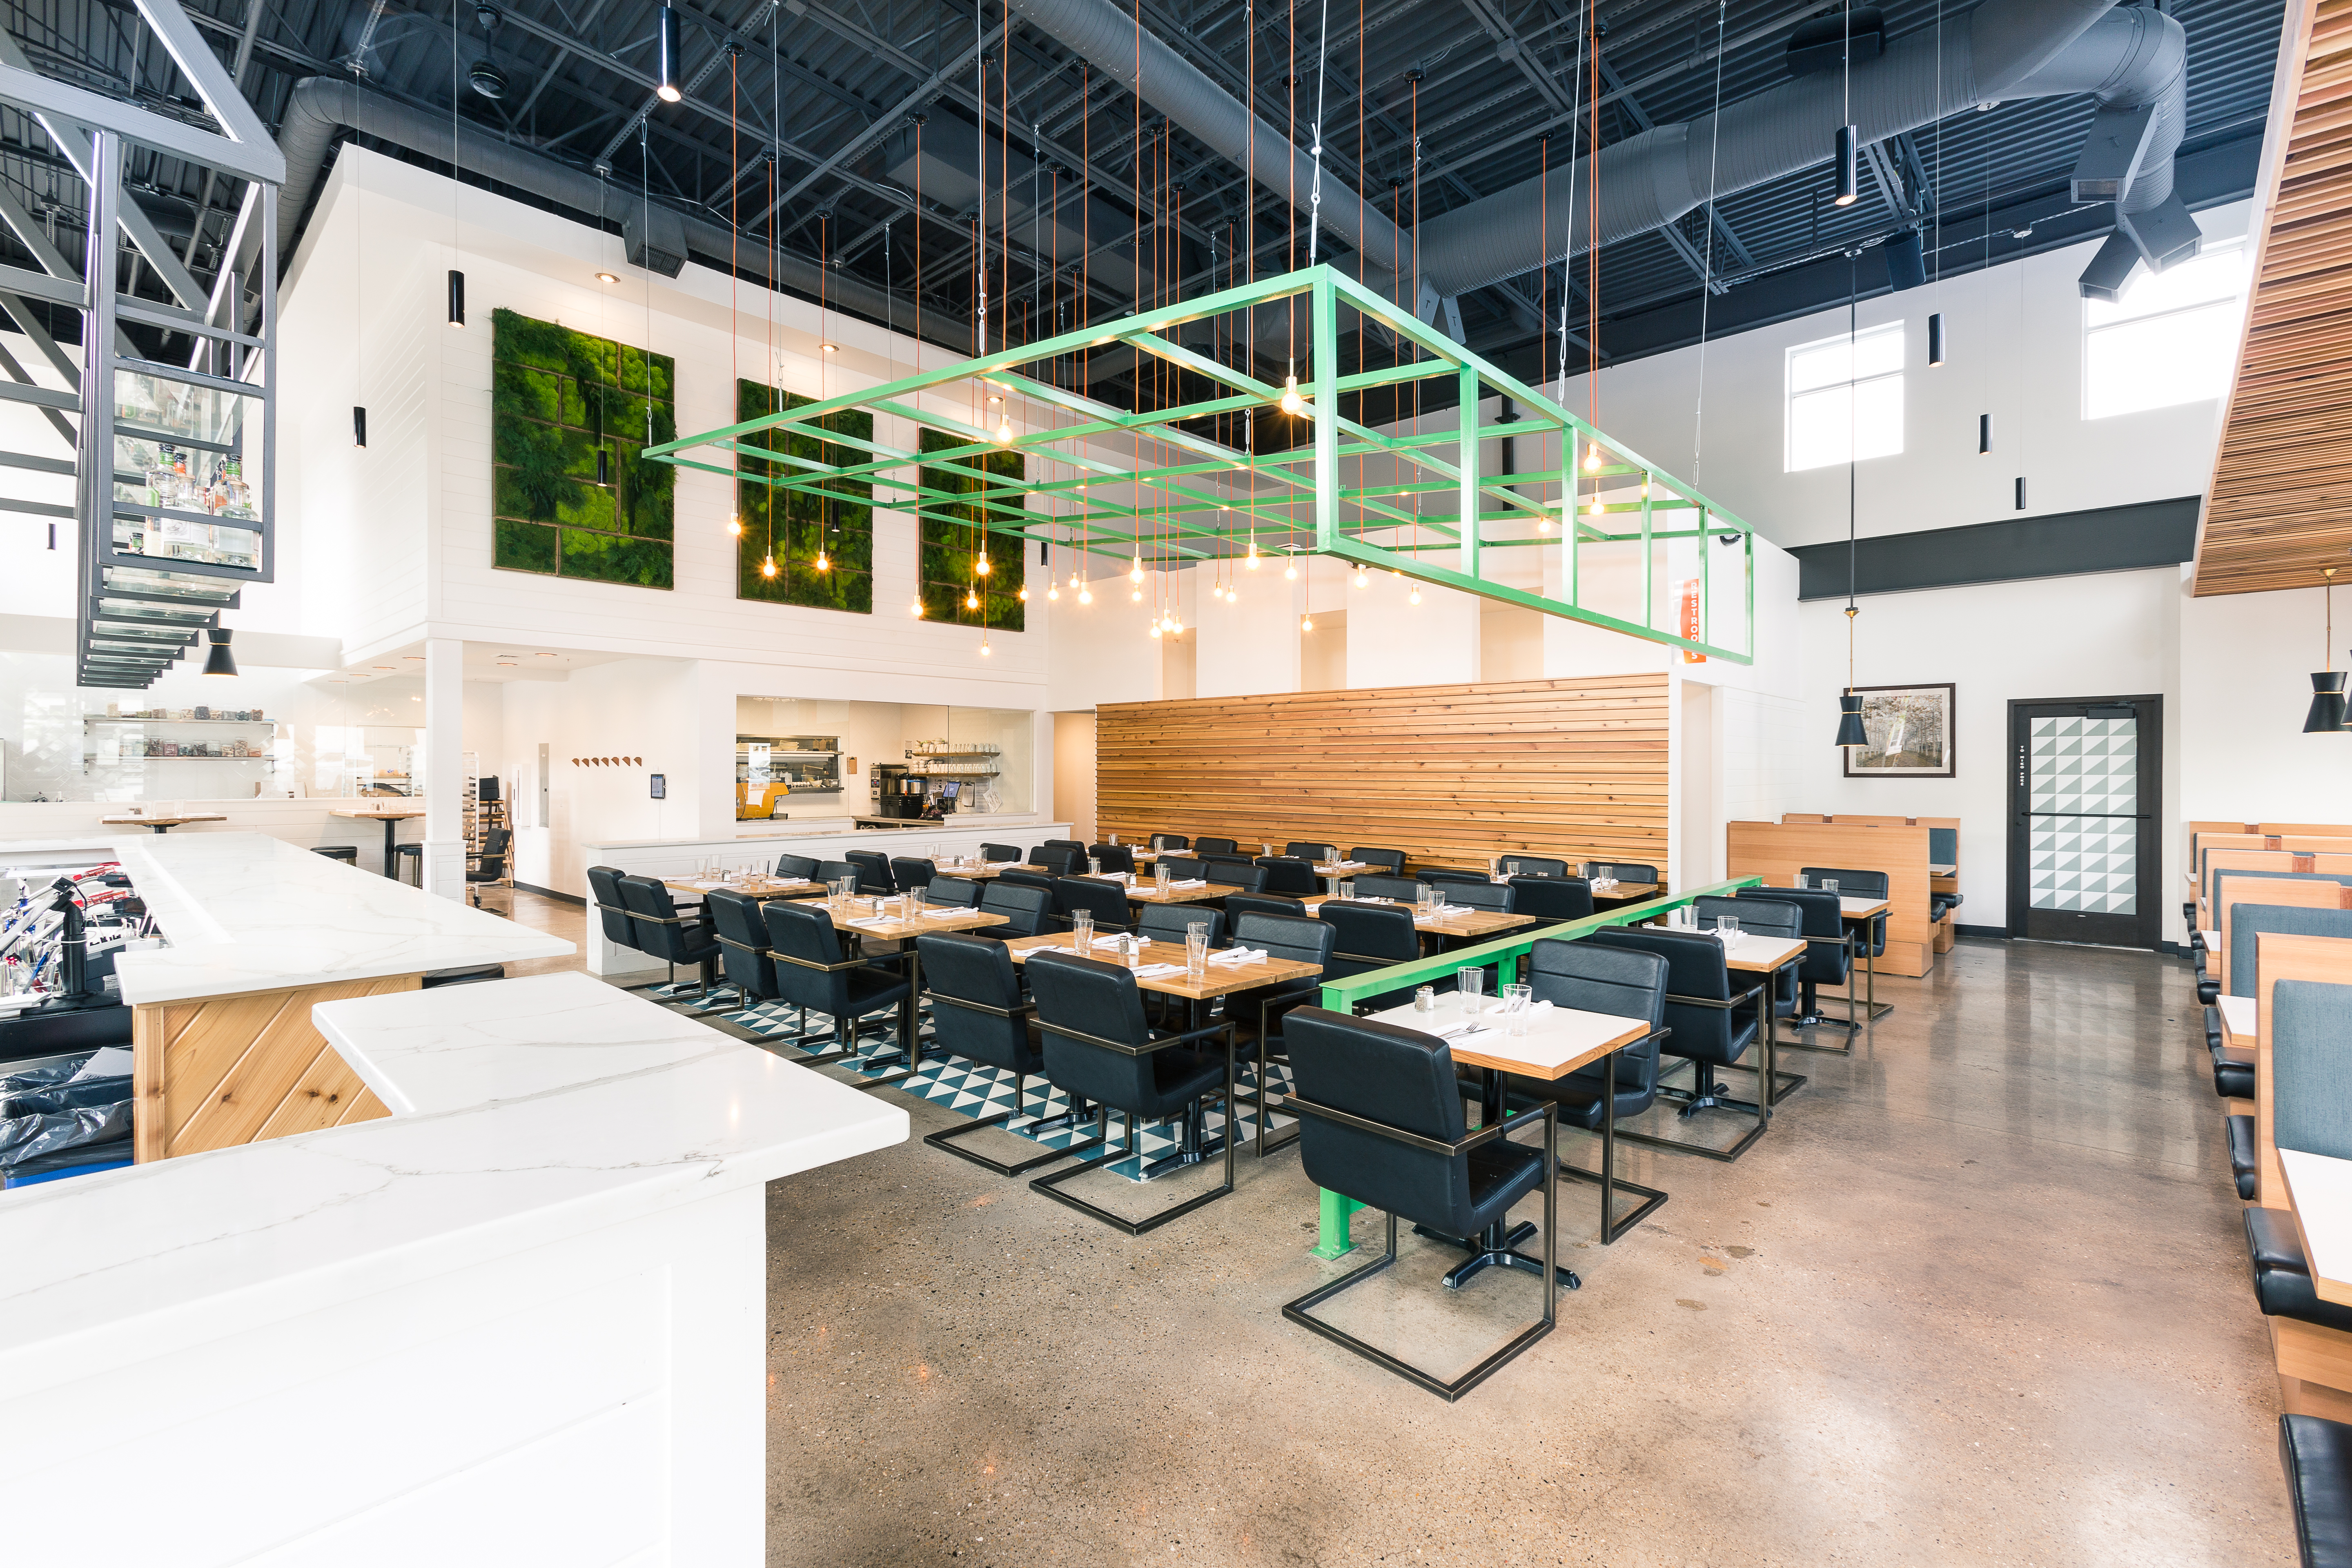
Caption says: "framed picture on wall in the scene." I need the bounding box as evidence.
[1843,683,1957,778]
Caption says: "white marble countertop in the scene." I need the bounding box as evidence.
[0,972,907,1361]
[100,831,573,1005]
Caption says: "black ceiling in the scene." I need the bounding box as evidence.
[0,0,2285,393]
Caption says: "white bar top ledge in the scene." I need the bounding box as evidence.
[103,829,577,1003]
[0,971,907,1566]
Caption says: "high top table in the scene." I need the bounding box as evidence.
[329,802,430,878]
[99,811,227,835]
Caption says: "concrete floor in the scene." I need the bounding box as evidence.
[757,937,2291,1566]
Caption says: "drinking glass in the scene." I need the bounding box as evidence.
[1458,967,1486,1010]
[1072,909,1094,953]
[1504,860,1520,878]
[1186,922,1210,978]
[1337,880,1355,901]
[1718,914,1740,940]
[1598,863,1615,885]
[1794,872,1810,889]
[1821,879,1840,896]
[1262,843,1275,858]
[1501,982,1534,1035]
[1155,862,1172,891]
[1088,857,1102,876]
[1108,832,1120,846]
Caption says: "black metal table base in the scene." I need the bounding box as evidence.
[1411,1218,1580,1291]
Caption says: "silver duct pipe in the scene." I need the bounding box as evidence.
[274,77,911,328]
[1414,0,2187,298]
[1002,0,1405,268]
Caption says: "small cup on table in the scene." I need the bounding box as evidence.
[1186,921,1210,979]
[1458,966,1486,1011]
[1072,909,1094,953]
[1501,982,1534,1035]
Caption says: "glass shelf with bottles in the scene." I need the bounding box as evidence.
[108,437,261,569]
[113,367,252,448]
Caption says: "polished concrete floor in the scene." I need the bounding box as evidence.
[754,937,2289,1566]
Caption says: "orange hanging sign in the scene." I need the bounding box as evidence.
[1680,579,1705,662]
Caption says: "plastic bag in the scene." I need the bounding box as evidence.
[0,1100,133,1167]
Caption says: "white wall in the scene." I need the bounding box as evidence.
[496,657,705,892]
[2180,579,2352,826]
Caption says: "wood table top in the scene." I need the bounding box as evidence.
[663,875,823,901]
[929,861,1030,881]
[2218,993,2256,1048]
[1588,882,1662,899]
[99,813,226,826]
[1930,863,1957,876]
[1365,993,1651,1080]
[1102,877,1247,905]
[2281,1149,2352,1308]
[1414,906,1539,939]
[1838,897,1891,918]
[327,804,428,819]
[831,904,1008,941]
[1722,934,1807,973]
[996,931,1321,1000]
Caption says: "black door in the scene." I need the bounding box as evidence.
[2006,695,2163,950]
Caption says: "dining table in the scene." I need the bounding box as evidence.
[327,804,429,878]
[99,812,228,835]
[2281,1149,2352,1310]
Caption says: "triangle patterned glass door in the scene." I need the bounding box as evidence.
[2025,715,2138,915]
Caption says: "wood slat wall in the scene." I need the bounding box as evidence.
[2197,0,2352,594]
[1094,675,1668,874]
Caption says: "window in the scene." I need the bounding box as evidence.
[1785,321,1904,472]
[2083,242,2249,419]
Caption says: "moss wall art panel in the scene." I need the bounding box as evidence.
[917,428,1025,633]
[491,307,676,589]
[735,380,873,612]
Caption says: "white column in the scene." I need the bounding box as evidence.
[422,636,467,900]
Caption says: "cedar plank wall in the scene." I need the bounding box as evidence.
[1095,674,1668,874]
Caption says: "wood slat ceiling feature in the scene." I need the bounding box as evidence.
[2198,0,2352,596]
[1096,675,1669,875]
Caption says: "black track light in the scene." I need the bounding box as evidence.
[1978,413,1992,455]
[1834,125,1860,207]
[1928,312,1947,367]
[447,268,465,328]
[353,405,368,448]
[201,627,238,678]
[656,5,683,102]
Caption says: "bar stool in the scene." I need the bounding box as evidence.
[392,842,424,884]
[312,845,359,864]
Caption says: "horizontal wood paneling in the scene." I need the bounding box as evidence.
[1095,675,1668,874]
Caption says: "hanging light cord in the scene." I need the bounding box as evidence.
[1305,0,1331,267]
[1691,0,1724,486]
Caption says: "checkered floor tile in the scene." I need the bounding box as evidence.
[704,997,1293,1182]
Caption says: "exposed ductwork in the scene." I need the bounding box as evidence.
[274,76,915,332]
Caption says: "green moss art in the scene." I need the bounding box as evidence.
[490,307,676,588]
[735,379,873,613]
[918,428,1025,633]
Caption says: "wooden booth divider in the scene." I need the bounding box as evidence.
[1094,674,1668,875]
[2251,932,2352,1423]
[2212,876,2352,994]
[1728,820,1939,977]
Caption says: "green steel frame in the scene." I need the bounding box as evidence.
[648,264,1756,663]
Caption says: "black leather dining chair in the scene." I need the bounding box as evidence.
[1513,938,1670,1242]
[1287,841,1339,863]
[1090,843,1136,874]
[1442,881,1515,913]
[1507,875,1593,925]
[1222,893,1306,925]
[1800,866,1888,960]
[1279,1007,1557,1402]
[1693,895,1807,1104]
[1742,885,1855,1045]
[980,842,1023,862]
[1316,901,1424,1013]
[844,850,896,894]
[1149,833,1190,851]
[923,875,982,908]
[1349,847,1407,874]
[1193,837,1239,856]
[706,887,782,1014]
[1417,866,1492,889]
[1255,855,1322,896]
[1221,911,1338,1154]
[1352,874,1422,903]
[762,899,914,1074]
[977,882,1055,940]
[890,858,937,895]
[918,932,1096,1176]
[1136,904,1224,949]
[585,865,648,967]
[997,868,1057,894]
[1029,844,1084,875]
[1023,951,1236,1233]
[1595,861,1662,885]
[465,828,511,907]
[1158,856,1210,882]
[814,859,862,890]
[1205,858,1270,894]
[1043,838,1087,853]
[1495,855,1571,880]
[775,853,820,879]
[617,874,723,997]
[1054,875,1135,935]
[1586,927,1768,1163]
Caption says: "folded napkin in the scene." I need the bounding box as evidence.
[987,859,1022,868]
[1207,946,1268,967]
[682,879,725,889]
[1087,934,1134,950]
[1415,904,1474,920]
[768,876,811,887]
[845,917,896,931]
[1348,895,1394,905]
[1165,878,1208,889]
[1132,962,1183,978]
[921,907,969,919]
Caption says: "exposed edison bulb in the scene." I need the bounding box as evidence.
[1078,587,1093,605]
[975,552,991,577]
[1170,616,1183,634]
[995,415,1013,444]
[1583,443,1602,472]
[1245,541,1259,569]
[1284,560,1298,581]
[1588,494,1604,516]
[1300,614,1314,632]
[760,552,777,579]
[1128,554,1144,584]
[1538,517,1553,532]
[1225,587,1238,604]
[1149,622,1162,639]
[1352,567,1369,589]
[911,597,924,616]
[1640,475,1652,499]
[1408,585,1422,606]
[964,588,980,610]
[814,548,829,572]
[727,513,744,537]
[979,635,992,656]
[1047,583,1060,601]
[1016,584,1029,601]
[1279,373,1303,415]
[1131,588,1143,602]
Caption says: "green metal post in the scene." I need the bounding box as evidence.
[1641,472,1655,634]
[1312,271,1341,551]
[1459,363,1481,584]
[1312,1189,1365,1259]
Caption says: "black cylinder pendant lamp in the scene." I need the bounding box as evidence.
[1834,125,1860,207]
[1929,312,1947,367]
[2310,568,2348,733]
[656,5,683,102]
[447,267,465,328]
[1978,413,1992,455]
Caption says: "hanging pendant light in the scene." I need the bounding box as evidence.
[2309,568,2349,733]
[996,414,1014,444]
[447,268,466,327]
[1129,552,1144,584]
[1047,582,1060,601]
[2014,477,2028,511]
[911,596,924,616]
[1979,414,1993,455]
[1582,442,1601,472]
[596,445,611,487]
[1280,371,1303,415]
[815,546,830,572]
[1300,613,1314,632]
[656,4,683,102]
[1352,566,1368,589]
[979,633,992,656]
[1408,584,1422,606]
[353,406,368,448]
[760,552,777,578]
[1928,313,1947,367]
[965,587,980,610]
[1283,555,1298,581]
[201,627,238,678]
[1078,585,1093,605]
[1833,125,1860,207]
[1835,258,1868,750]
[1835,689,1868,747]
